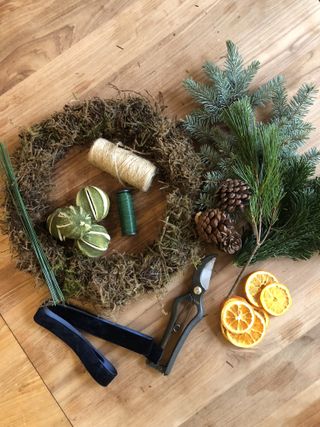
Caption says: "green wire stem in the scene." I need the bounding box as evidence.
[0,143,64,304]
[116,189,137,236]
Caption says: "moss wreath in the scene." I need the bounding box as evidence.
[5,95,205,311]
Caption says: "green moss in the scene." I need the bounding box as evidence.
[5,94,204,312]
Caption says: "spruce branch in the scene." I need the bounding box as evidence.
[183,40,280,131]
[184,109,219,141]
[183,79,219,116]
[242,60,261,90]
[287,83,317,118]
[183,41,319,284]
[269,76,288,118]
[251,75,284,107]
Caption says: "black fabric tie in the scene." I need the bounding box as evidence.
[34,304,163,387]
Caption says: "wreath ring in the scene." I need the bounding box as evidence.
[6,95,204,311]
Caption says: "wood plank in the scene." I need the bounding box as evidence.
[0,316,70,427]
[1,0,320,426]
[2,0,319,147]
[261,380,320,427]
[181,324,320,427]
[0,0,132,95]
[1,255,320,426]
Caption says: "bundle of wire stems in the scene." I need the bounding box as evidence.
[0,142,64,304]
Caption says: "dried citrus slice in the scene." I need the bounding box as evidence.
[245,271,278,307]
[224,296,270,328]
[221,298,255,334]
[220,323,228,340]
[260,283,292,316]
[255,307,270,328]
[225,310,266,348]
[222,296,246,307]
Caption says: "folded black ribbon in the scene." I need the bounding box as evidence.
[34,304,162,387]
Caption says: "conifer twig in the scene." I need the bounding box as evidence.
[226,220,272,298]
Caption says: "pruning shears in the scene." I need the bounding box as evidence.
[148,254,216,375]
[34,255,216,386]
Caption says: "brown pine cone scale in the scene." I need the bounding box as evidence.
[215,178,251,213]
[219,232,242,255]
[195,209,242,254]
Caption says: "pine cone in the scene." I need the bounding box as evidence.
[219,231,242,255]
[215,179,251,213]
[195,209,242,255]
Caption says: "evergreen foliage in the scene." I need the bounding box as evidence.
[183,41,320,269]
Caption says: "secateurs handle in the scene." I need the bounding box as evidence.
[149,290,204,376]
[164,293,204,375]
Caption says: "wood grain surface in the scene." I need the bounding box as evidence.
[0,315,70,426]
[1,1,320,426]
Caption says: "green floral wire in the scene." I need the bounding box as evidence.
[0,142,64,304]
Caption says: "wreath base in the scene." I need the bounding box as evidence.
[4,95,204,311]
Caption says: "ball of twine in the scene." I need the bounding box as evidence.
[88,138,157,192]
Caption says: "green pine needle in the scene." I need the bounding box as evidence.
[183,41,320,288]
[0,143,64,304]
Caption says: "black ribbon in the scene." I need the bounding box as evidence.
[34,304,162,387]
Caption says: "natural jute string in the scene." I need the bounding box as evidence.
[88,138,157,192]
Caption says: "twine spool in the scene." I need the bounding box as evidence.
[88,138,157,192]
[116,189,137,236]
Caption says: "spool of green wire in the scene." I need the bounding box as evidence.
[116,189,137,236]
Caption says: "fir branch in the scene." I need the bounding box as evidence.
[235,152,320,268]
[236,183,320,265]
[183,41,319,284]
[196,192,216,210]
[251,75,284,107]
[199,144,218,168]
[203,61,231,105]
[225,40,245,96]
[271,83,317,150]
[269,76,288,118]
[183,79,219,116]
[243,60,260,86]
[278,118,314,150]
[225,41,244,80]
[183,41,284,141]
[282,155,317,193]
[302,147,320,165]
[287,83,317,119]
[184,109,219,141]
[225,42,260,95]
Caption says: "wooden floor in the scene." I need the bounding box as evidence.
[1,1,320,426]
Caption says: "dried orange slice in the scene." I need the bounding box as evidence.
[260,283,292,316]
[222,296,246,307]
[221,298,255,334]
[220,323,228,340]
[225,310,266,348]
[255,307,270,328]
[224,296,270,328]
[245,271,278,307]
